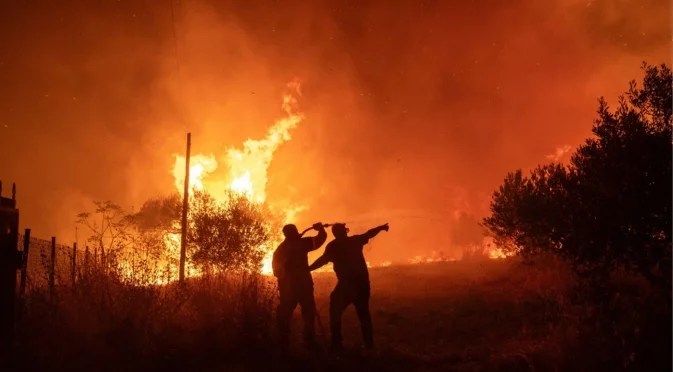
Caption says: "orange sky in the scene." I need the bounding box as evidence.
[0,0,670,263]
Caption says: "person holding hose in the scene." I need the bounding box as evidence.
[272,222,327,351]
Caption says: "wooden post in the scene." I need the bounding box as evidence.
[49,237,56,297]
[71,243,77,286]
[179,132,191,283]
[84,245,89,275]
[131,245,135,280]
[19,229,30,296]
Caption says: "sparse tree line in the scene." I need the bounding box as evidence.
[482,63,672,301]
[25,190,282,286]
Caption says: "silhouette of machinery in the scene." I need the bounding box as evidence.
[0,181,19,360]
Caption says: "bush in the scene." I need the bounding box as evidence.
[188,190,275,273]
[483,62,672,297]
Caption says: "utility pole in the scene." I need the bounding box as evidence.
[179,133,191,283]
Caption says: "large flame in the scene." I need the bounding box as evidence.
[168,80,305,278]
[226,88,303,204]
[172,154,218,194]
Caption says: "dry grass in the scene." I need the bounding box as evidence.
[8,255,671,371]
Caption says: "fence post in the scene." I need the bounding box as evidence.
[49,237,56,298]
[71,242,77,286]
[84,245,89,276]
[19,229,30,296]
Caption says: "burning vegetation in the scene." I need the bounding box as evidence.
[73,81,301,284]
[73,81,511,287]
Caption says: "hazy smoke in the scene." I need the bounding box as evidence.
[0,0,669,261]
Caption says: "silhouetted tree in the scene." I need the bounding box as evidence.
[132,190,278,274]
[483,63,672,296]
[133,193,182,232]
[482,163,570,257]
[188,190,274,273]
[77,201,136,271]
[132,193,183,261]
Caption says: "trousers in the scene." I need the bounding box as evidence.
[329,280,373,348]
[276,279,316,348]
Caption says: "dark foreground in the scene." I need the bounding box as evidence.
[9,256,671,371]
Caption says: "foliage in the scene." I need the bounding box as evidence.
[76,201,135,270]
[483,62,672,295]
[133,193,182,233]
[482,164,570,258]
[131,193,182,262]
[188,190,274,273]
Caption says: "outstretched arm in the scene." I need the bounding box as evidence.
[351,223,389,247]
[363,223,389,240]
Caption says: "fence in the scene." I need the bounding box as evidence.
[16,229,184,293]
[17,230,96,294]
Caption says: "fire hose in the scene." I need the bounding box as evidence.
[298,222,340,237]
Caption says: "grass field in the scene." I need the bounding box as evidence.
[10,256,671,371]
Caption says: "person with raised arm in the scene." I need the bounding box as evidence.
[308,222,389,352]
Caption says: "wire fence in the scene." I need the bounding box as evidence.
[17,231,96,294]
[16,229,187,293]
